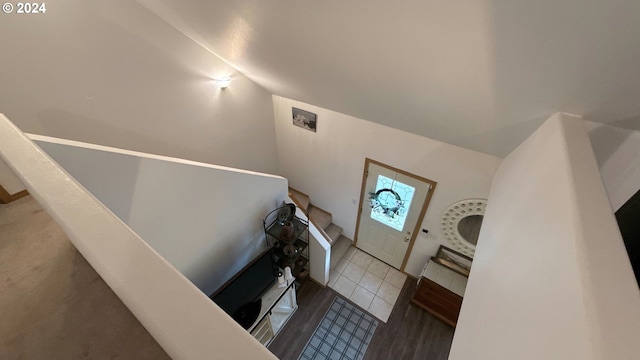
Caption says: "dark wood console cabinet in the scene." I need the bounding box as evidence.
[411,276,463,327]
[410,257,468,327]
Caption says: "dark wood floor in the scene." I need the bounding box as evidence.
[269,277,455,360]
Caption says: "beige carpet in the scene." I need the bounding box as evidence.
[0,196,171,360]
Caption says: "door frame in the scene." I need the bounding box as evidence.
[353,158,437,272]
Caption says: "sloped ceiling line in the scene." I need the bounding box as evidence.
[140,0,640,157]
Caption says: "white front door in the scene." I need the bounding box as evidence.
[355,160,435,270]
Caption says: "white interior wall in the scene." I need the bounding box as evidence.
[33,139,139,222]
[127,157,287,295]
[0,158,25,195]
[0,0,278,174]
[1,115,277,360]
[272,96,501,276]
[586,121,640,211]
[450,114,640,360]
[30,134,288,296]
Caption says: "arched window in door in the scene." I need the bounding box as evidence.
[369,175,416,232]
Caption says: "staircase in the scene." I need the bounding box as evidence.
[288,187,353,271]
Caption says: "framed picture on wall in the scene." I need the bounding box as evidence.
[292,107,317,132]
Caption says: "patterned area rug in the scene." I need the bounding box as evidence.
[298,296,378,360]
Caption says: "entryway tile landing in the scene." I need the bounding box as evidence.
[327,247,407,322]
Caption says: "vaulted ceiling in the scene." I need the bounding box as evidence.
[139,0,640,157]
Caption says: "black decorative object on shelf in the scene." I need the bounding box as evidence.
[277,203,296,225]
[264,203,309,279]
[280,221,295,241]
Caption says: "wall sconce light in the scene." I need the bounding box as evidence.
[215,77,232,89]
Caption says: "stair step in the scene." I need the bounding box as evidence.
[288,187,310,212]
[324,223,343,246]
[308,205,332,230]
[330,236,353,271]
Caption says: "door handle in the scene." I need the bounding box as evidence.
[404,231,411,242]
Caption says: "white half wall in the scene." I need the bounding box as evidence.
[30,134,288,296]
[127,156,288,295]
[0,0,278,174]
[287,198,331,286]
[450,114,640,360]
[586,121,640,211]
[34,138,139,222]
[0,115,277,360]
[273,96,501,276]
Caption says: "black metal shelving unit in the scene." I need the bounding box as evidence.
[263,204,309,278]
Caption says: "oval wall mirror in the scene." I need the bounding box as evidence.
[441,199,487,257]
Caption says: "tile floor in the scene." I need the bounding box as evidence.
[328,247,407,323]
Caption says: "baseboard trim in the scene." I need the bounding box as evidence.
[0,185,29,204]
